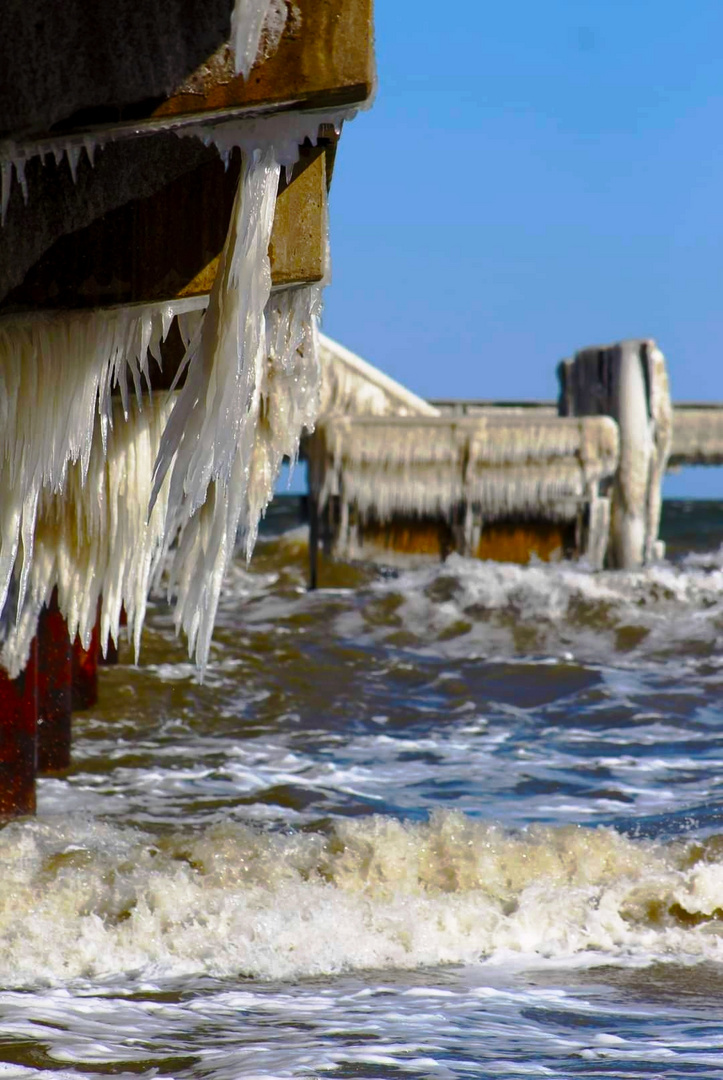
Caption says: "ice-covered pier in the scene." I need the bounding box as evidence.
[309,337,718,580]
[0,0,375,815]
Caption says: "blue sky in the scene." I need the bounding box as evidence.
[320,1,723,497]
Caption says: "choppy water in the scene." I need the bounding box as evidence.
[3,499,723,1078]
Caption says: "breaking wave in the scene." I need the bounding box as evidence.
[324,546,723,666]
[4,811,723,986]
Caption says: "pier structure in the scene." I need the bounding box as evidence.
[308,336,723,574]
[0,0,375,815]
[309,337,623,571]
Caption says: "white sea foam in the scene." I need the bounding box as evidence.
[339,549,723,666]
[2,812,723,987]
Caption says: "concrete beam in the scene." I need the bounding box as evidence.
[3,143,329,313]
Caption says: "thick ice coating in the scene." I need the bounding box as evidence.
[1,398,175,677]
[0,300,201,670]
[310,414,620,551]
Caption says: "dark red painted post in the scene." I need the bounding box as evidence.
[72,615,99,712]
[0,639,39,816]
[37,591,72,773]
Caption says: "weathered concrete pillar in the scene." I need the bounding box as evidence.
[559,339,672,569]
[0,640,38,817]
[37,591,72,773]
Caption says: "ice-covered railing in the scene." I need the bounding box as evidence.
[309,414,620,560]
[317,335,440,418]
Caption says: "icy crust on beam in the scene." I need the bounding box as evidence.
[318,334,440,419]
[670,408,723,466]
[310,415,620,526]
[0,103,360,223]
[151,149,323,671]
[1,398,174,679]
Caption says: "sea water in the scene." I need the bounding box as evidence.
[2,499,723,1078]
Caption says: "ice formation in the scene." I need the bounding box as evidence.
[1,397,174,678]
[559,339,672,569]
[670,406,723,467]
[150,148,320,670]
[231,0,276,78]
[309,414,620,561]
[0,0,377,677]
[318,334,439,419]
[0,303,205,675]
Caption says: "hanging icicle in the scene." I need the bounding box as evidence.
[1,396,175,678]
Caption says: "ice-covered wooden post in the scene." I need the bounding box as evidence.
[559,340,672,569]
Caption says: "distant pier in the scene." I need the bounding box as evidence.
[309,338,719,580]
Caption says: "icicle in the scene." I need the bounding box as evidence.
[15,157,28,203]
[0,159,12,225]
[65,143,81,183]
[242,281,324,555]
[150,148,280,672]
[1,397,175,678]
[230,0,275,78]
[82,135,98,167]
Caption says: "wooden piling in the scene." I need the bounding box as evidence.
[0,640,38,817]
[37,590,72,773]
[309,495,319,590]
[72,616,99,712]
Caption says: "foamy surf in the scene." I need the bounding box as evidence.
[3,811,723,987]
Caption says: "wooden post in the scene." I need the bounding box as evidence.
[0,639,38,817]
[309,495,319,591]
[72,613,99,712]
[37,590,72,773]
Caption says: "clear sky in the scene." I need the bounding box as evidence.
[321,0,723,497]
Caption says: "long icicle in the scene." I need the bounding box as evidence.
[151,147,280,673]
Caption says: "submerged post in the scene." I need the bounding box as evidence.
[0,640,38,816]
[37,590,72,773]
